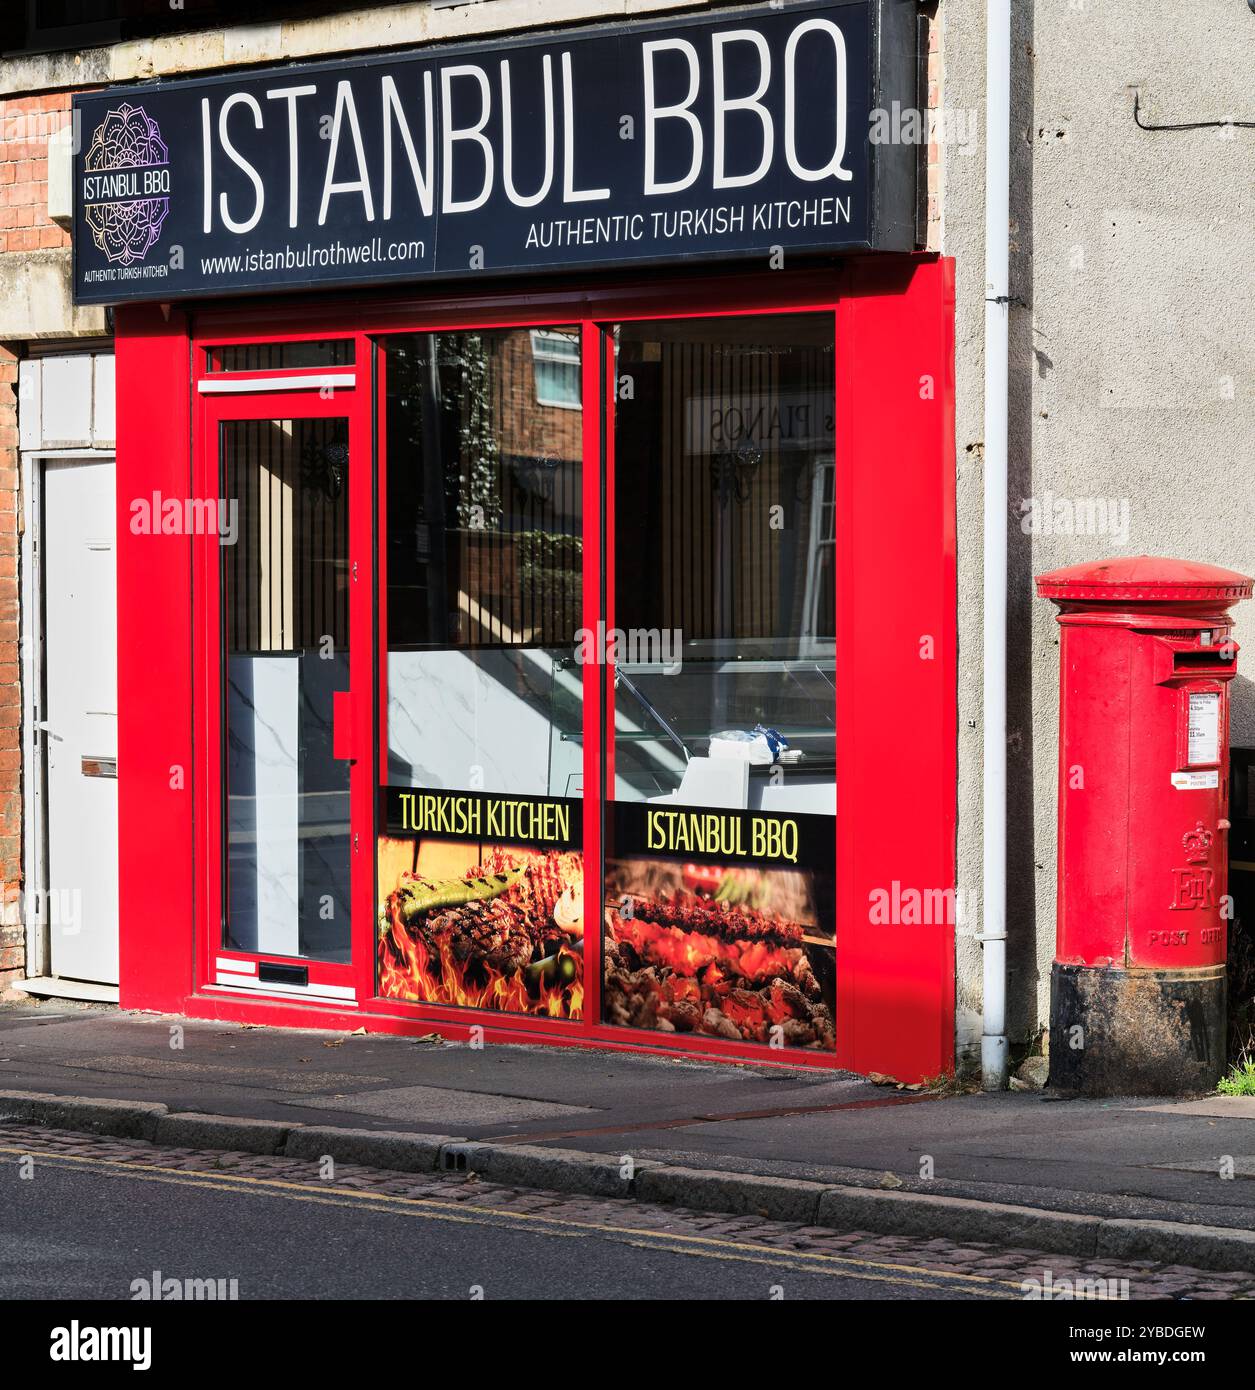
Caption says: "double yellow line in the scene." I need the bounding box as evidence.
[0,1142,1038,1298]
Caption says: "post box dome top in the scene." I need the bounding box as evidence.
[1035,556,1253,604]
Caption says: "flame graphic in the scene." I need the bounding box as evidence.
[603,895,832,1047]
[377,853,584,1020]
[609,911,798,983]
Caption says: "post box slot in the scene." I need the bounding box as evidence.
[1173,650,1236,673]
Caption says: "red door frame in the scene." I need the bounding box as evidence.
[192,363,376,1006]
[118,257,956,1082]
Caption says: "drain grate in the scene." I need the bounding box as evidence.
[440,1143,474,1172]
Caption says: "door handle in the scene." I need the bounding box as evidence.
[34,721,64,742]
[332,690,356,763]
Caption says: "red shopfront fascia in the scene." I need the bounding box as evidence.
[114,256,956,1082]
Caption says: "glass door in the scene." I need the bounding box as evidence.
[198,372,371,1000]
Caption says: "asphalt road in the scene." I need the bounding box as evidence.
[0,1137,994,1302]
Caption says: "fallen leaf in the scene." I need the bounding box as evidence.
[878,1171,904,1189]
[867,1071,897,1086]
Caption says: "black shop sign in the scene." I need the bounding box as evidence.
[72,0,917,305]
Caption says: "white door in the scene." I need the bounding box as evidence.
[43,458,119,984]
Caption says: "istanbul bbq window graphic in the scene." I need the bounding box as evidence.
[82,103,171,268]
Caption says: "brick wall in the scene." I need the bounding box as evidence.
[0,93,71,256]
[0,93,71,988]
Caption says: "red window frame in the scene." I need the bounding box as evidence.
[156,257,955,1079]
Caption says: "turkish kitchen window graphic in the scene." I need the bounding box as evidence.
[376,328,586,1019]
[378,790,584,1018]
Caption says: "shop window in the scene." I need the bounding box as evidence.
[220,417,352,963]
[371,310,835,1052]
[376,327,585,1022]
[206,340,354,374]
[20,0,120,53]
[529,328,582,409]
[602,313,837,1053]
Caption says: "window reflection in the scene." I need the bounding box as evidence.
[378,328,586,1023]
[611,314,837,814]
[382,327,583,798]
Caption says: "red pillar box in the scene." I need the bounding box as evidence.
[1036,557,1253,1094]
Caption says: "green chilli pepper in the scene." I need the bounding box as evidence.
[714,872,767,910]
[395,868,525,924]
[525,951,579,987]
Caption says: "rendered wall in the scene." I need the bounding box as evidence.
[943,0,1255,1063]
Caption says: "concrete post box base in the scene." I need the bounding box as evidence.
[1049,962,1226,1096]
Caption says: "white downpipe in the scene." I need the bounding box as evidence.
[981,0,1011,1090]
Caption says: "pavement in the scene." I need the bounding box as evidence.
[4,998,1255,1271]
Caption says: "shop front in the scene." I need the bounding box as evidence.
[80,1,956,1081]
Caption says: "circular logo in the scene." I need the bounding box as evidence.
[83,102,171,267]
